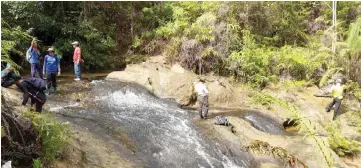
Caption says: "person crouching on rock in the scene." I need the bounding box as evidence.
[194,77,209,119]
[17,77,47,113]
[43,47,61,95]
[1,63,21,88]
[326,79,344,120]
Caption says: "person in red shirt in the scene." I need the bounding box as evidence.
[72,41,82,81]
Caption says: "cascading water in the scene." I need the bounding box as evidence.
[51,81,253,168]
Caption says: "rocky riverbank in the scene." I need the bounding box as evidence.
[107,56,361,168]
[1,56,360,168]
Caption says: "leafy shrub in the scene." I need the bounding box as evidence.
[251,92,275,109]
[24,112,72,164]
[326,124,361,157]
[229,31,277,87]
[1,20,33,72]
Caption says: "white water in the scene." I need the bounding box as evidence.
[53,81,251,168]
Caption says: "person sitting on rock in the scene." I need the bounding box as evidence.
[17,77,47,113]
[1,63,21,88]
[43,47,61,95]
[326,79,344,120]
[194,77,209,119]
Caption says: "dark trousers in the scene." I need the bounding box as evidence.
[326,98,342,119]
[30,91,46,113]
[198,95,209,118]
[46,72,57,88]
[31,63,43,79]
[1,79,15,88]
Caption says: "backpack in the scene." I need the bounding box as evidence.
[26,47,32,62]
[215,115,230,126]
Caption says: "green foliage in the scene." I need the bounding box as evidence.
[346,110,361,134]
[229,31,277,87]
[32,159,41,168]
[164,37,182,65]
[345,80,361,99]
[326,124,361,157]
[24,112,72,164]
[319,68,344,87]
[251,92,275,109]
[1,19,33,72]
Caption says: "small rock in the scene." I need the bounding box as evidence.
[2,161,12,168]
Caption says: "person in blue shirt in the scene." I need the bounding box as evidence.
[43,47,61,95]
[26,38,43,79]
[1,63,21,88]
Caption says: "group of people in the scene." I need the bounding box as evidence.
[0,38,349,120]
[194,77,346,121]
[1,39,82,113]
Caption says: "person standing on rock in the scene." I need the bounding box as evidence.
[43,47,61,95]
[72,41,82,81]
[194,77,209,119]
[27,38,43,79]
[17,77,47,113]
[1,63,21,88]
[326,79,344,120]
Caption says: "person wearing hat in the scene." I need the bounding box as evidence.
[43,47,61,95]
[194,77,209,119]
[17,77,47,113]
[326,78,345,120]
[27,38,43,79]
[72,41,82,81]
[1,63,21,88]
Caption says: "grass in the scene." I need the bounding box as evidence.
[24,111,72,164]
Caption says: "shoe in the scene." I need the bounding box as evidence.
[325,107,331,112]
[74,78,81,81]
[53,87,57,94]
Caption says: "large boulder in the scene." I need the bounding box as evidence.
[106,56,241,107]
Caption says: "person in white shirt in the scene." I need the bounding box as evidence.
[194,77,209,119]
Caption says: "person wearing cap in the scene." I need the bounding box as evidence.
[27,38,43,79]
[326,79,345,120]
[194,77,209,119]
[17,77,47,113]
[72,41,82,81]
[1,63,21,88]
[43,47,61,95]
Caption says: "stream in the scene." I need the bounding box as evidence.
[50,80,256,168]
